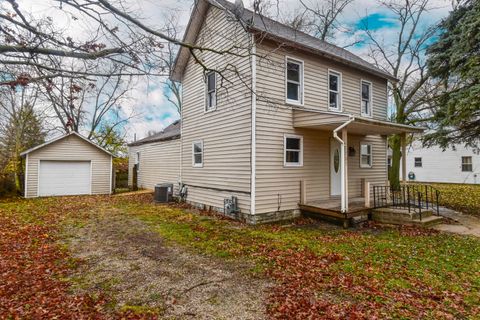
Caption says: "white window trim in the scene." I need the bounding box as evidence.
[360,143,373,168]
[192,140,204,168]
[204,71,217,113]
[360,79,373,117]
[328,69,342,112]
[285,56,304,106]
[414,157,422,168]
[283,134,303,167]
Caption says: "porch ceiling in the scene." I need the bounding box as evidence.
[293,109,424,135]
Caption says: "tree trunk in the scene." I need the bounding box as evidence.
[389,134,402,190]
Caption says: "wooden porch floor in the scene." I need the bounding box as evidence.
[299,197,371,226]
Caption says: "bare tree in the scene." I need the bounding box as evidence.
[0,0,261,87]
[39,66,136,139]
[362,0,439,188]
[299,0,354,41]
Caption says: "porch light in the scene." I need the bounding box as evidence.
[348,147,356,157]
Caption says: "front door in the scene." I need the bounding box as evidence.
[330,139,341,196]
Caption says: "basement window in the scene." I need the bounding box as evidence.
[284,134,303,167]
[360,143,372,168]
[462,156,472,172]
[193,141,203,167]
[414,157,422,167]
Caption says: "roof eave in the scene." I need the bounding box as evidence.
[252,30,398,83]
[127,134,181,147]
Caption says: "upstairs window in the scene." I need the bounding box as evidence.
[462,156,472,172]
[286,58,303,105]
[193,141,204,167]
[360,143,372,168]
[205,71,216,111]
[361,80,372,116]
[414,157,422,167]
[135,152,140,170]
[329,70,341,111]
[284,134,303,167]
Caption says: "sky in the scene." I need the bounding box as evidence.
[17,0,453,142]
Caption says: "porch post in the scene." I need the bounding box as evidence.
[401,132,407,183]
[342,128,349,212]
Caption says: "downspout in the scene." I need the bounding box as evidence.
[250,34,257,216]
[333,116,355,213]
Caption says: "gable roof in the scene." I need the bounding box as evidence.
[128,120,181,147]
[171,0,397,82]
[20,132,115,157]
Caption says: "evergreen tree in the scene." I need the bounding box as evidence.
[424,0,480,149]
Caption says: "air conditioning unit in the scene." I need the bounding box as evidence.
[154,183,173,203]
[224,196,239,216]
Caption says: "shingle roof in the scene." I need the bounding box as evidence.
[128,120,181,147]
[209,0,396,81]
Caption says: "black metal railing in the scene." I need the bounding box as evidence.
[373,184,440,221]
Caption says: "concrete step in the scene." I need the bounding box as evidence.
[411,215,444,227]
[371,208,443,227]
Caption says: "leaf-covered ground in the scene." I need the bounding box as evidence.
[1,193,479,319]
[432,183,480,216]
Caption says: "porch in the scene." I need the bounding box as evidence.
[299,197,370,228]
[293,108,424,226]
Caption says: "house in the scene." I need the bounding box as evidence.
[403,141,479,184]
[128,120,181,192]
[128,0,423,224]
[21,132,114,198]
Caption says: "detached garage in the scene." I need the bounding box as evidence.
[21,132,114,198]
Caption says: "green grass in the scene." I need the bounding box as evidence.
[432,183,480,216]
[2,194,479,318]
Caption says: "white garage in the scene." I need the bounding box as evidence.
[21,132,114,198]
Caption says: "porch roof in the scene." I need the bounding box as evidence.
[292,109,424,135]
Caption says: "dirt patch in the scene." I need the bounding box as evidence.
[65,211,271,319]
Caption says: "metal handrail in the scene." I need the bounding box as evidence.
[372,184,441,220]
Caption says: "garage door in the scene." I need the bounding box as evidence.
[38,161,91,196]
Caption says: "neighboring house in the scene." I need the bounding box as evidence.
[21,132,114,198]
[129,0,422,224]
[403,141,479,184]
[128,120,181,192]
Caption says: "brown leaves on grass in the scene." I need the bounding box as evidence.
[256,243,473,319]
[0,196,159,319]
[0,216,108,319]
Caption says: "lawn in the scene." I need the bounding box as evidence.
[1,193,479,319]
[432,183,480,216]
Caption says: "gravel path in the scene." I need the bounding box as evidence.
[65,211,271,319]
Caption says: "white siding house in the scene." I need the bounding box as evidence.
[404,141,480,184]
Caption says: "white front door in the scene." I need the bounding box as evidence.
[39,160,91,196]
[330,140,341,196]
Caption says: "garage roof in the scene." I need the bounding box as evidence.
[20,132,115,157]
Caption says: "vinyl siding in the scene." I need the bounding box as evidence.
[404,141,480,184]
[128,139,181,192]
[180,5,252,213]
[25,135,111,198]
[254,41,388,214]
[256,40,388,121]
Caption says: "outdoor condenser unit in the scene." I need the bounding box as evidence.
[154,183,173,203]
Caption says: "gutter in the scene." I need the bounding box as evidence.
[333,116,355,213]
